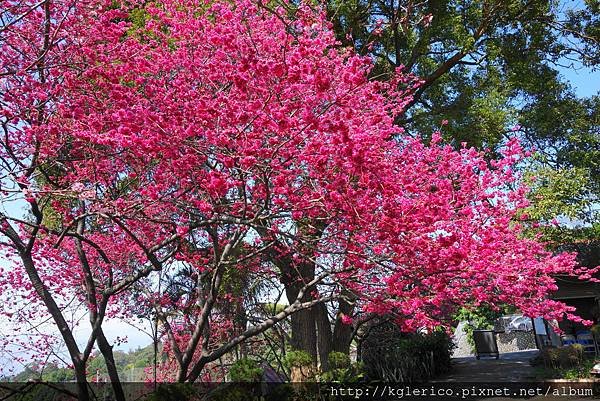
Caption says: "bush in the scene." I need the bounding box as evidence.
[453,306,506,349]
[320,352,364,382]
[533,349,596,380]
[283,350,313,369]
[328,351,351,369]
[537,345,584,369]
[361,323,454,382]
[283,350,316,382]
[561,359,597,380]
[228,358,263,382]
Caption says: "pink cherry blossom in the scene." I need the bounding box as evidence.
[0,0,596,390]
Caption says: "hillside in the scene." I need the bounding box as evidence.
[2,344,159,382]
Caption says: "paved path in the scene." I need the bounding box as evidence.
[428,350,596,400]
[434,350,539,382]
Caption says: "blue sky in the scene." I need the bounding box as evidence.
[560,64,600,98]
[556,0,599,98]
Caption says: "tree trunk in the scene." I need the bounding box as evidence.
[331,295,355,355]
[287,290,317,363]
[236,302,248,358]
[96,329,126,401]
[279,261,357,368]
[73,362,90,401]
[315,303,332,371]
[281,259,319,363]
[19,252,91,401]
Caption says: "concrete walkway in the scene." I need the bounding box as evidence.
[434,350,539,382]
[429,350,596,400]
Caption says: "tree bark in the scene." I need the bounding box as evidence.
[73,362,90,401]
[16,250,91,401]
[286,285,317,363]
[315,303,332,371]
[331,295,355,355]
[96,329,126,401]
[277,255,317,360]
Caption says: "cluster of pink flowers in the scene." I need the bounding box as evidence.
[0,0,596,377]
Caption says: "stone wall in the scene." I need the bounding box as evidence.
[496,331,537,353]
[452,321,537,357]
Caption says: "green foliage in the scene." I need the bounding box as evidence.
[326,0,599,143]
[361,328,455,382]
[228,358,263,382]
[561,360,597,380]
[283,350,313,369]
[453,305,508,348]
[328,351,351,369]
[5,345,158,383]
[534,348,595,379]
[42,366,74,382]
[284,350,316,382]
[8,362,74,382]
[525,166,592,222]
[85,346,156,381]
[128,6,149,32]
[320,352,364,382]
[535,344,585,369]
[523,160,599,245]
[262,302,286,315]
